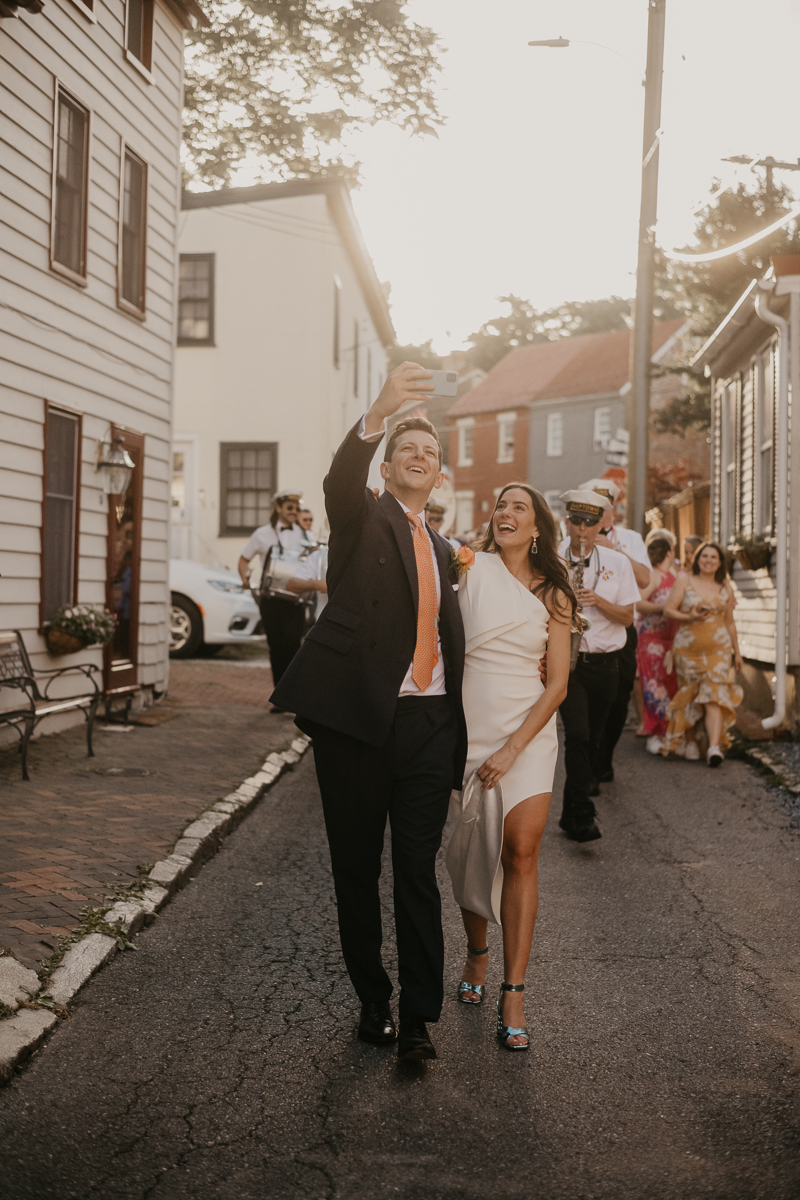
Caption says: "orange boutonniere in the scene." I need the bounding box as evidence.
[451,544,475,576]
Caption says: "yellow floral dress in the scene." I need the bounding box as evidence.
[662,582,743,756]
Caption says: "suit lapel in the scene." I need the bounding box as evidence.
[379,490,419,613]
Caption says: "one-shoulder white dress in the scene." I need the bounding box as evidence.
[446,551,558,923]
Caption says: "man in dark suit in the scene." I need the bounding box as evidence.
[272,363,467,1061]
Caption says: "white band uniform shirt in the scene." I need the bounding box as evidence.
[559,543,640,654]
[358,414,446,697]
[241,522,307,561]
[601,524,650,569]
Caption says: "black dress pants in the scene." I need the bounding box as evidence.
[259,595,306,686]
[559,653,619,823]
[598,626,638,777]
[309,695,458,1023]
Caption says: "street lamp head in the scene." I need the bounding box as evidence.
[528,37,570,47]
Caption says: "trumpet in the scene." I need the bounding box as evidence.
[568,536,591,670]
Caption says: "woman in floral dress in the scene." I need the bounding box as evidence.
[662,543,743,767]
[635,537,678,755]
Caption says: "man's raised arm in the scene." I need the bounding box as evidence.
[323,362,434,532]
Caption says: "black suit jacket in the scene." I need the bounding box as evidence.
[271,421,467,786]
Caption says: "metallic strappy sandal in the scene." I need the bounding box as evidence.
[496,982,529,1051]
[457,944,488,1005]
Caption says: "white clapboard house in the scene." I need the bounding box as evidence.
[696,255,800,730]
[172,180,394,567]
[0,0,206,738]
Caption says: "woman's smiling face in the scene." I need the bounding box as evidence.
[493,488,538,550]
[697,546,721,576]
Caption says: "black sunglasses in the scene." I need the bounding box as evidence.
[567,514,600,528]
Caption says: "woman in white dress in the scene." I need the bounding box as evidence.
[446,483,575,1050]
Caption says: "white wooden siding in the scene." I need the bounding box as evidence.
[0,0,186,734]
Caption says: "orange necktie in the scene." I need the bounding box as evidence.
[407,513,438,692]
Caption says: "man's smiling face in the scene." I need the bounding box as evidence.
[381,430,443,500]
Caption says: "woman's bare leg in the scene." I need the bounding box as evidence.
[498,791,551,1044]
[704,702,723,747]
[458,909,489,1001]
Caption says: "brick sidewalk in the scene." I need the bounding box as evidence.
[0,656,296,968]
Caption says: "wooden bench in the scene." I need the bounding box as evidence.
[0,630,101,781]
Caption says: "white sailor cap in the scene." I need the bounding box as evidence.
[274,487,303,503]
[580,477,621,503]
[560,489,612,517]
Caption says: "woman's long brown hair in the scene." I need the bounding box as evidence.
[476,481,577,622]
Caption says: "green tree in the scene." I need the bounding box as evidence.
[656,175,800,335]
[465,294,633,372]
[184,0,443,189]
[386,340,443,371]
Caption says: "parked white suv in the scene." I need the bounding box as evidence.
[169,559,263,658]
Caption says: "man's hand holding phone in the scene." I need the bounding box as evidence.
[364,362,434,437]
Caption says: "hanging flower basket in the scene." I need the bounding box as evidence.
[45,604,117,656]
[45,628,86,656]
[736,544,772,572]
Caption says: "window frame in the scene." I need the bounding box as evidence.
[496,410,516,464]
[333,276,342,369]
[177,253,215,347]
[117,144,148,319]
[593,405,612,452]
[50,83,91,288]
[457,418,474,467]
[40,402,82,628]
[720,379,739,545]
[546,411,563,458]
[124,0,155,79]
[755,345,775,536]
[219,442,279,537]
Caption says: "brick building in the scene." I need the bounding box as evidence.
[446,321,708,535]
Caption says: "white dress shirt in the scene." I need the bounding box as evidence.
[241,522,306,561]
[561,543,640,654]
[358,414,446,696]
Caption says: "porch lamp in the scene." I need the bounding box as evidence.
[97,436,134,521]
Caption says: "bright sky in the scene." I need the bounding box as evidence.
[346,0,800,354]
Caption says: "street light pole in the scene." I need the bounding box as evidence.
[627,0,666,533]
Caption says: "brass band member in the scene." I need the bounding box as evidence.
[558,490,639,841]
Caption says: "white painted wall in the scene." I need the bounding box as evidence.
[0,0,187,735]
[174,193,389,568]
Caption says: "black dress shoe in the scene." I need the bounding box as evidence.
[559,807,602,842]
[397,1016,436,1061]
[588,777,601,797]
[358,1001,396,1045]
[597,767,614,783]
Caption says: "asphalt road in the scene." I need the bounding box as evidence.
[1,733,799,1200]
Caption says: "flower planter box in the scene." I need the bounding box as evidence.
[736,545,772,572]
[45,628,87,656]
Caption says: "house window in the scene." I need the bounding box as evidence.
[496,412,515,463]
[593,406,612,451]
[178,255,214,345]
[119,148,147,315]
[457,419,474,467]
[353,320,360,398]
[219,443,277,536]
[126,0,154,71]
[455,491,474,537]
[333,276,342,369]
[41,407,81,620]
[544,489,565,519]
[52,87,89,282]
[756,347,775,535]
[721,381,738,544]
[546,412,563,457]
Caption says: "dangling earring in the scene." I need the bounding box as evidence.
[530,536,538,555]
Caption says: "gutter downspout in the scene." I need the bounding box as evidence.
[755,282,789,730]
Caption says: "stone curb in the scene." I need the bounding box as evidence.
[734,739,800,795]
[0,734,311,1085]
